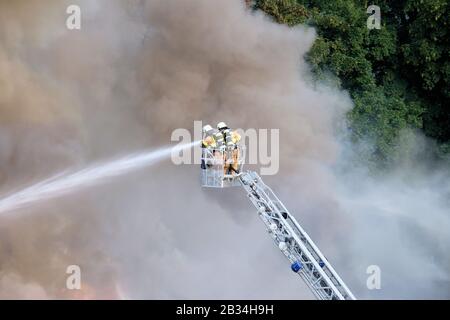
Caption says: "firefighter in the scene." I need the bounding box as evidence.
[202,125,216,169]
[217,122,240,147]
[215,122,228,148]
[202,125,216,149]
[217,122,231,175]
[217,122,241,175]
[229,130,241,174]
[202,124,224,169]
[213,130,225,149]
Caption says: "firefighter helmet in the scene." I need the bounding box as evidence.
[217,122,228,130]
[202,124,213,134]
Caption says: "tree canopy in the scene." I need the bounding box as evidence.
[254,0,449,166]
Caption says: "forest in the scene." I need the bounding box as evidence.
[254,0,449,167]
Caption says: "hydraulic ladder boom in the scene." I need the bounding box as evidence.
[239,171,356,300]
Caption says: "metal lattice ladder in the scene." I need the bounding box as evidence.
[239,171,356,300]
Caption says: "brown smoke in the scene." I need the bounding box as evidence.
[0,0,448,299]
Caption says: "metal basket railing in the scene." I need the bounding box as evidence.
[200,145,245,188]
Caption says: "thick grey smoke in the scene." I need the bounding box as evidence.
[336,130,450,299]
[0,0,448,299]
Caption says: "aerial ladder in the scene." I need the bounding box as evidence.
[201,124,356,300]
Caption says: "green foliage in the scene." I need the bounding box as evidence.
[255,0,309,26]
[254,0,449,166]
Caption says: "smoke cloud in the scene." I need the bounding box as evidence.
[0,0,448,299]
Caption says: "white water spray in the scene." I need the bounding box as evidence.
[0,141,199,215]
